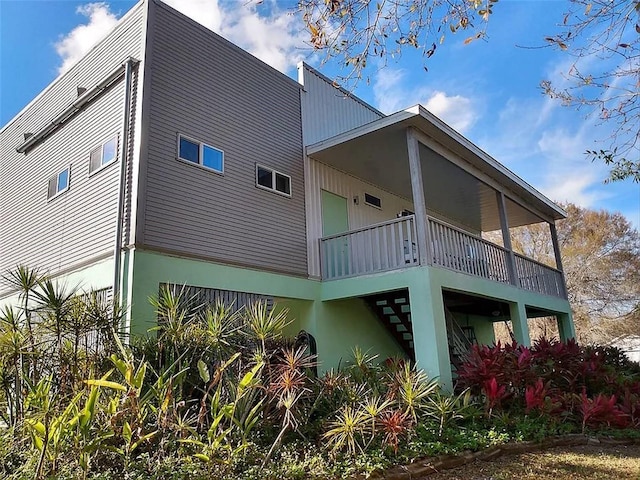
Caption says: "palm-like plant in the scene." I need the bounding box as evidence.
[3,266,45,372]
[244,301,291,357]
[393,363,439,422]
[425,389,474,438]
[0,306,28,425]
[194,300,241,361]
[30,279,77,394]
[323,405,369,455]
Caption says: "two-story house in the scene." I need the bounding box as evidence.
[0,0,575,388]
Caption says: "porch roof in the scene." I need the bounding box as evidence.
[306,105,566,228]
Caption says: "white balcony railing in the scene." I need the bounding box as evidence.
[514,253,565,298]
[320,216,418,280]
[320,215,567,299]
[428,217,511,284]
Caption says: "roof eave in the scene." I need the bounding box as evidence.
[306,105,567,221]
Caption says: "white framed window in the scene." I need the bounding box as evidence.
[178,134,224,174]
[256,164,291,197]
[47,166,70,200]
[364,192,382,209]
[89,136,118,175]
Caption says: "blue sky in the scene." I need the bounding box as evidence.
[1,0,638,227]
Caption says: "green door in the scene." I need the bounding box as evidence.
[321,190,350,278]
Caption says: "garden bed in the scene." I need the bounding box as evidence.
[367,435,640,479]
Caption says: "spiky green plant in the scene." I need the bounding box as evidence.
[0,306,28,426]
[244,302,291,356]
[425,388,474,438]
[323,405,369,455]
[3,265,45,382]
[393,363,439,422]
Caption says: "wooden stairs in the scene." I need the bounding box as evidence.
[364,290,475,372]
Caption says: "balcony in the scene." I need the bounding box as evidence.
[320,215,566,299]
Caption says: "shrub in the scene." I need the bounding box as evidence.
[456,338,640,432]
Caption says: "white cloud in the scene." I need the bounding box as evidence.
[373,68,478,133]
[55,1,306,75]
[540,170,606,207]
[162,0,224,32]
[472,87,615,209]
[55,3,119,75]
[425,92,476,134]
[163,0,305,73]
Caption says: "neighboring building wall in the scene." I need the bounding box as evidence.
[0,3,146,297]
[139,0,307,277]
[306,160,415,278]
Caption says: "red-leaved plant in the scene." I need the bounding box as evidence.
[579,390,629,432]
[482,377,508,416]
[524,379,548,414]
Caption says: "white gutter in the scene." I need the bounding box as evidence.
[113,57,137,305]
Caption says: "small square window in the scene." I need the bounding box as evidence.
[178,134,224,173]
[179,137,199,164]
[275,172,291,195]
[202,145,223,171]
[257,166,273,189]
[256,164,291,197]
[48,167,70,200]
[89,136,118,175]
[102,138,116,164]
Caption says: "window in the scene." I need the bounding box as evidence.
[89,136,117,175]
[48,167,70,200]
[256,165,291,196]
[178,134,224,173]
[364,192,382,209]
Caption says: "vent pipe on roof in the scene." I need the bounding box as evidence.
[77,86,87,97]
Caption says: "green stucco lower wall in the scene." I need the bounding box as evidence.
[127,250,403,373]
[127,249,318,336]
[0,257,114,311]
[459,315,497,346]
[313,298,404,372]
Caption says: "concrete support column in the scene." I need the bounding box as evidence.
[508,301,531,346]
[556,312,576,342]
[408,269,453,390]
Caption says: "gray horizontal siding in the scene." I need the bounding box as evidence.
[0,4,145,295]
[141,2,307,276]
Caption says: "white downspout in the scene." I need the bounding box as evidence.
[113,58,137,305]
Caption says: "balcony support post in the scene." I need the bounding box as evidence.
[406,127,431,266]
[549,222,568,298]
[508,301,531,347]
[496,191,518,286]
[556,311,576,341]
[409,270,453,391]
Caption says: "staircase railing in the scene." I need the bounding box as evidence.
[444,307,472,368]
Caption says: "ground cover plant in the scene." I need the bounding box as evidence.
[1,266,639,479]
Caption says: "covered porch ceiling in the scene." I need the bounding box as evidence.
[306,106,566,232]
